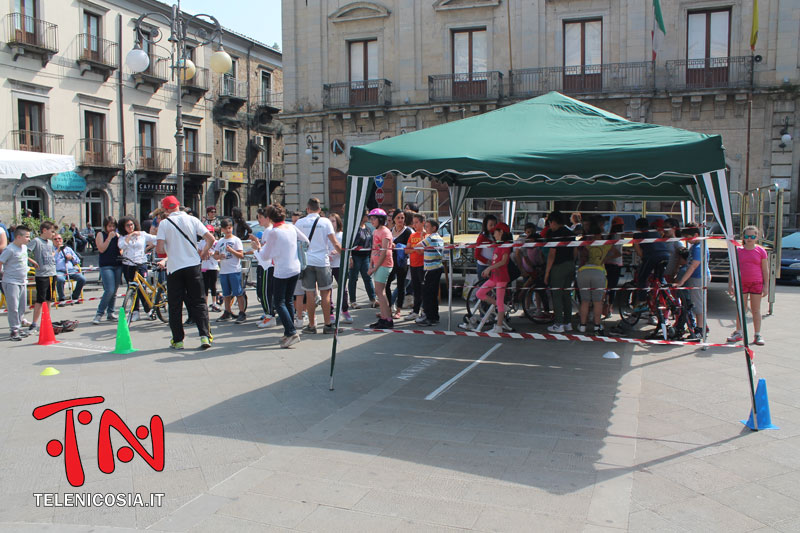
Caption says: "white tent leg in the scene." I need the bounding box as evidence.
[701,203,708,350]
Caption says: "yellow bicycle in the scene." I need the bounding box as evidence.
[121,264,169,325]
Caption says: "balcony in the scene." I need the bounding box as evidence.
[5,13,58,65]
[429,72,503,103]
[252,161,284,182]
[132,55,169,92]
[182,66,209,100]
[76,34,118,79]
[183,152,212,177]
[79,138,123,170]
[215,76,247,116]
[134,146,172,174]
[11,130,64,154]
[666,56,753,91]
[323,80,392,109]
[258,90,283,113]
[509,62,655,99]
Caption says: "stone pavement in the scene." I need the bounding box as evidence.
[1,282,799,532]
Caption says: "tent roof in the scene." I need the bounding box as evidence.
[347,92,726,200]
[0,149,76,180]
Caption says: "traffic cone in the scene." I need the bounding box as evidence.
[112,307,137,355]
[40,367,60,376]
[742,378,778,430]
[37,302,59,346]
[602,351,620,359]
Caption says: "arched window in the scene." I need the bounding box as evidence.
[223,190,239,216]
[85,189,106,231]
[20,186,47,218]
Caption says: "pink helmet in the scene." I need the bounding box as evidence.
[368,208,387,217]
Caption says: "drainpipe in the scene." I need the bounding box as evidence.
[246,43,253,217]
[117,13,127,216]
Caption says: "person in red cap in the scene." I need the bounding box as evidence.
[156,196,216,350]
[470,223,513,333]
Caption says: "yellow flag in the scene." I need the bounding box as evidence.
[750,0,759,51]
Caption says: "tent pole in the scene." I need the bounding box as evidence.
[701,203,708,349]
[330,175,356,391]
[448,219,454,330]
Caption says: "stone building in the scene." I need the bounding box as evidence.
[281,0,799,222]
[0,0,282,228]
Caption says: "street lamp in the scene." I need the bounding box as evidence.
[127,0,232,207]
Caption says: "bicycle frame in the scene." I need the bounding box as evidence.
[128,270,166,311]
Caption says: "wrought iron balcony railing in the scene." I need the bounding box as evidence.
[132,55,169,81]
[509,61,655,98]
[219,76,247,99]
[11,130,63,154]
[665,56,753,90]
[429,71,503,103]
[5,13,58,53]
[77,33,118,69]
[184,66,209,92]
[323,79,392,109]
[259,90,283,111]
[183,152,212,176]
[79,138,123,169]
[252,161,284,181]
[134,146,172,173]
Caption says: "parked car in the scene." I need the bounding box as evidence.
[780,230,800,283]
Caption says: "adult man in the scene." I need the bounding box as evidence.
[156,196,216,350]
[543,211,575,333]
[52,233,86,304]
[294,198,342,334]
[662,218,685,282]
[633,217,670,309]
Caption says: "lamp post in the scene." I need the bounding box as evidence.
[127,0,232,207]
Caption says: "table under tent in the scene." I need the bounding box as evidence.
[330,92,764,429]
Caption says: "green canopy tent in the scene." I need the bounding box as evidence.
[330,92,761,428]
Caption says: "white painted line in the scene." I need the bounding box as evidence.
[425,342,502,401]
[49,343,110,353]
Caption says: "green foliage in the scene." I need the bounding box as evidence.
[11,214,72,242]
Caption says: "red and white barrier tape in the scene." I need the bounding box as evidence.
[0,293,125,313]
[452,284,707,291]
[341,326,742,349]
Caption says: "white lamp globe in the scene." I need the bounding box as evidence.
[209,48,233,74]
[781,133,792,145]
[126,47,150,73]
[178,58,197,81]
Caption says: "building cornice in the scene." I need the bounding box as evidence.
[329,2,391,23]
[8,79,52,94]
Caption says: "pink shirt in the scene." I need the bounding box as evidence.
[371,226,394,268]
[737,245,767,284]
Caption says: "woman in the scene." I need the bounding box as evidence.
[603,216,625,317]
[93,216,122,324]
[385,209,412,319]
[476,214,498,279]
[367,208,394,328]
[258,204,309,348]
[576,220,620,336]
[348,209,377,308]
[474,222,513,333]
[728,225,769,345]
[117,216,158,322]
[328,213,352,324]
[231,207,251,241]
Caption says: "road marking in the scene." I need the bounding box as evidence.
[50,342,113,353]
[425,342,502,401]
[396,358,436,381]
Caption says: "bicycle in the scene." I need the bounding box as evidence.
[616,260,685,340]
[121,263,169,325]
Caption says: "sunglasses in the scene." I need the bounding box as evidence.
[743,235,758,240]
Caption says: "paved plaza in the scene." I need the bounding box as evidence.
[1,279,800,532]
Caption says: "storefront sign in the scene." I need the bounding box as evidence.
[138,182,177,193]
[50,172,86,192]
[223,171,244,183]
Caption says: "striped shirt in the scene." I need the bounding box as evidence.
[421,233,444,271]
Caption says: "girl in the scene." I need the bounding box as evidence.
[328,213,352,324]
[577,220,620,335]
[385,209,412,319]
[231,207,251,241]
[475,222,513,334]
[201,224,221,313]
[118,216,158,322]
[476,214,498,279]
[348,209,377,308]
[728,225,769,345]
[367,208,394,328]
[603,216,625,317]
[93,216,122,324]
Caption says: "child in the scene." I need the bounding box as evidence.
[675,224,710,339]
[214,218,246,324]
[0,226,37,340]
[366,208,394,328]
[475,222,513,333]
[576,220,619,336]
[414,219,444,326]
[201,225,221,313]
[28,221,58,333]
[406,213,427,320]
[727,225,769,345]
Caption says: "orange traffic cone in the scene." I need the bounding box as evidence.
[37,302,59,346]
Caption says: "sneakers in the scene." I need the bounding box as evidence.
[370,299,379,308]
[170,340,184,350]
[563,323,573,332]
[10,330,21,341]
[414,313,428,324]
[234,313,247,324]
[753,334,765,346]
[21,319,32,327]
[349,301,360,309]
[501,322,514,332]
[293,316,304,329]
[199,336,212,350]
[415,319,436,327]
[109,312,118,321]
[727,331,743,343]
[257,316,274,328]
[547,323,565,333]
[459,315,480,331]
[302,324,318,334]
[92,314,103,325]
[210,303,222,312]
[369,318,394,329]
[281,333,301,348]
[392,309,403,320]
[216,311,233,322]
[184,317,195,325]
[490,325,504,334]
[593,325,606,337]
[322,324,337,334]
[578,324,587,333]
[406,311,418,320]
[131,311,140,322]
[340,311,353,324]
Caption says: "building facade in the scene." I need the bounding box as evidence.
[0,0,282,228]
[281,0,800,221]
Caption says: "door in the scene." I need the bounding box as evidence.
[84,111,105,164]
[84,12,101,61]
[452,29,487,100]
[138,121,156,169]
[184,128,198,173]
[85,190,105,230]
[18,100,44,152]
[349,40,378,105]
[687,9,731,88]
[14,0,37,45]
[20,187,45,218]
[563,19,602,93]
[328,168,346,214]
[261,71,272,104]
[223,191,239,215]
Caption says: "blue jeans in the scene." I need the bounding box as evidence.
[273,274,299,337]
[348,255,375,303]
[97,265,122,317]
[56,270,86,300]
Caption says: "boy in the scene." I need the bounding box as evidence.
[0,226,37,340]
[28,221,57,332]
[406,213,426,320]
[675,224,710,339]
[214,218,246,324]
[414,219,444,326]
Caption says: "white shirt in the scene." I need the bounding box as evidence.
[118,232,157,266]
[329,231,343,268]
[258,223,308,279]
[200,241,219,271]
[254,225,274,269]
[156,211,209,274]
[215,236,243,275]
[294,213,335,267]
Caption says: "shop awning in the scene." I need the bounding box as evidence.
[0,149,76,180]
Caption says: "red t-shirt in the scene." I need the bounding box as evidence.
[476,233,494,265]
[490,246,511,283]
[737,245,767,284]
[407,231,425,268]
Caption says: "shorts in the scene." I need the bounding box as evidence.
[372,266,392,284]
[35,276,55,303]
[293,280,306,297]
[301,265,333,291]
[742,281,763,294]
[685,277,703,309]
[219,272,243,297]
[577,267,607,302]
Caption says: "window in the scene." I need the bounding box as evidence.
[563,19,602,92]
[13,0,36,41]
[686,8,731,87]
[184,128,199,172]
[21,186,46,218]
[261,71,271,96]
[85,190,105,231]
[451,28,487,99]
[223,130,237,162]
[349,40,377,82]
[138,120,156,166]
[17,99,44,152]
[138,30,155,74]
[222,58,238,95]
[84,111,106,164]
[83,11,101,60]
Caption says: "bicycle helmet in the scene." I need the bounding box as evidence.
[368,208,387,217]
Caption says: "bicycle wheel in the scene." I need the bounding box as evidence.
[522,286,554,324]
[121,285,138,325]
[617,282,641,325]
[154,288,169,323]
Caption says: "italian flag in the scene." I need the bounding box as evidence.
[652,0,666,61]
